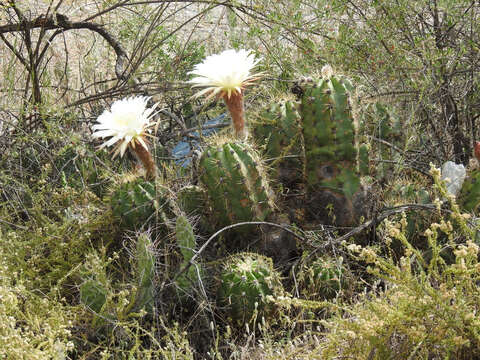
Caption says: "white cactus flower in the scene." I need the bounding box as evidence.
[188,49,262,99]
[91,96,158,158]
[188,49,262,139]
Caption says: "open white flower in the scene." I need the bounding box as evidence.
[189,49,262,139]
[91,96,158,178]
[92,96,157,158]
[189,49,261,99]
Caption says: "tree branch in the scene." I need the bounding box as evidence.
[0,13,129,82]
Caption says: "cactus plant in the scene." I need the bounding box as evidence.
[297,256,345,300]
[288,67,373,226]
[299,70,360,199]
[254,100,302,165]
[254,99,304,193]
[459,170,480,213]
[175,215,202,294]
[109,175,175,230]
[199,139,274,228]
[177,185,206,216]
[131,232,156,313]
[217,253,283,326]
[80,232,156,327]
[80,279,107,314]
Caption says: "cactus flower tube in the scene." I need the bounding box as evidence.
[91,96,158,179]
[188,49,262,139]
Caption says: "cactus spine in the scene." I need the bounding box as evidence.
[217,253,283,326]
[199,140,274,228]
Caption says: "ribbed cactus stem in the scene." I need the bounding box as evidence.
[223,92,247,139]
[133,142,156,180]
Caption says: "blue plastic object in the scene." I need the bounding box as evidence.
[172,113,227,167]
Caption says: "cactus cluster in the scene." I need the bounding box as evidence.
[87,61,375,334]
[199,140,274,228]
[217,253,283,326]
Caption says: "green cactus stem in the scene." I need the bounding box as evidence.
[217,253,283,326]
[131,232,156,313]
[109,175,175,230]
[300,72,360,199]
[175,215,201,293]
[459,169,480,213]
[199,139,274,228]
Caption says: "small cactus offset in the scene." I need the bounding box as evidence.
[109,174,175,231]
[131,232,156,313]
[297,256,345,300]
[217,253,283,327]
[199,139,274,228]
[361,103,402,179]
[175,215,201,293]
[459,169,480,213]
[299,67,360,199]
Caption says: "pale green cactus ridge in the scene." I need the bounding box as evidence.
[199,142,274,228]
[217,253,283,326]
[175,215,201,292]
[132,232,156,313]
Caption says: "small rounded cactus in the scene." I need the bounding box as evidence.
[217,253,283,327]
[297,256,345,300]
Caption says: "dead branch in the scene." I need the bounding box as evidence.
[0,13,129,82]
